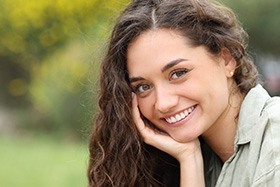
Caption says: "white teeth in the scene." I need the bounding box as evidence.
[170,117,176,123]
[165,106,195,124]
[175,114,181,121]
[180,113,185,119]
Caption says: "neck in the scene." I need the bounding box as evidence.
[202,86,244,162]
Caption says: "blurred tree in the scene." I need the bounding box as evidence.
[0,0,129,137]
[0,0,129,107]
[0,0,278,137]
[0,0,92,106]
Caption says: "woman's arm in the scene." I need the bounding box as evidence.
[132,94,205,187]
[179,145,205,187]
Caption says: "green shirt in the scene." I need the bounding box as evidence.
[204,84,280,187]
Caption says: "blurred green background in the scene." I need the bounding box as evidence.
[0,0,279,186]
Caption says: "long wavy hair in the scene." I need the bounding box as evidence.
[88,0,258,186]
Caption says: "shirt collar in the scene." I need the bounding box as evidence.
[235,84,271,145]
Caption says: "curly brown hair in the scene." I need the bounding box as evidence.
[88,0,258,186]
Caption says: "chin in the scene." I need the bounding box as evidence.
[172,133,198,143]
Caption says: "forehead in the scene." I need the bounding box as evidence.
[126,28,219,79]
[128,29,185,50]
[126,29,188,69]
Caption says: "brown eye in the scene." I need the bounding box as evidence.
[135,84,151,94]
[170,69,188,80]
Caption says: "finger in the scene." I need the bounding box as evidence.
[131,94,201,160]
[132,94,177,148]
[131,93,156,144]
[131,93,146,132]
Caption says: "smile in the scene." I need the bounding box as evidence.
[165,106,195,124]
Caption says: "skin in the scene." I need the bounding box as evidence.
[128,29,244,186]
[132,94,205,187]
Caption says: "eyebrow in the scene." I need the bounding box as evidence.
[161,58,188,73]
[129,76,145,83]
[129,58,188,83]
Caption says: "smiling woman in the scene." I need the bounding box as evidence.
[127,29,238,144]
[87,0,280,187]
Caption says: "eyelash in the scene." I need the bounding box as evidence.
[133,83,152,95]
[131,69,189,96]
[170,69,188,80]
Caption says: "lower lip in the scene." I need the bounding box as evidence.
[165,105,197,127]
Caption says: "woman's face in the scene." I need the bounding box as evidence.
[127,29,235,143]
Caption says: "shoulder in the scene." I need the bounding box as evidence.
[259,94,280,151]
[260,95,280,143]
[261,95,280,152]
[253,95,280,184]
[263,96,280,121]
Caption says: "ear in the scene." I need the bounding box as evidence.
[220,47,236,78]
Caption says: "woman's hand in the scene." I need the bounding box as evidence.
[132,93,201,162]
[132,94,205,186]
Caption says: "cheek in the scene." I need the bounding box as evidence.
[138,98,154,120]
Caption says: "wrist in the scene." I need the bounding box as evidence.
[179,148,205,187]
[179,147,203,166]
[177,141,202,164]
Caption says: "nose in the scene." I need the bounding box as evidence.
[155,87,179,113]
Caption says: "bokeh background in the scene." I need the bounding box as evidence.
[0,0,279,186]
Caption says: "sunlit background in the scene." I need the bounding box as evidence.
[0,0,279,186]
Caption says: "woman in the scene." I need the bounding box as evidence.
[88,0,280,186]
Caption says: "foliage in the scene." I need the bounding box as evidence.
[0,0,279,138]
[0,0,129,137]
[1,0,277,185]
